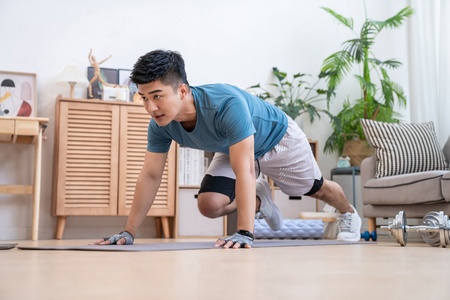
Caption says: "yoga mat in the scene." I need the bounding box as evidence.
[0,243,17,250]
[18,240,374,252]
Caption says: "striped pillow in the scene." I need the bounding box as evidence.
[360,119,449,178]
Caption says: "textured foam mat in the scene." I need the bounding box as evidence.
[254,219,324,239]
[18,240,373,252]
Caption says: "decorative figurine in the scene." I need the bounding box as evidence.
[88,49,120,98]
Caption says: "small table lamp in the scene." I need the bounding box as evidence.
[56,65,89,98]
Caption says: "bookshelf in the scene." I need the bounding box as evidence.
[178,147,213,187]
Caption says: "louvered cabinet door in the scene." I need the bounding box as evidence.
[117,105,176,217]
[55,101,120,216]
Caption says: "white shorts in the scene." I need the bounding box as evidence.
[204,117,322,196]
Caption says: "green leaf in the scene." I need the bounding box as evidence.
[272,67,286,82]
[354,74,377,97]
[342,38,366,62]
[360,21,378,50]
[368,58,402,69]
[256,92,272,100]
[293,73,306,79]
[376,7,414,30]
[321,7,354,30]
[321,51,353,90]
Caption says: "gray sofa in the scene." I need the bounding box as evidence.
[361,135,450,232]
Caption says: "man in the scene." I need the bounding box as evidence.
[93,49,361,249]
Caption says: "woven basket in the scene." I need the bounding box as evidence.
[342,139,374,166]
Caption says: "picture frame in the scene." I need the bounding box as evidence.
[0,71,37,117]
[118,69,138,103]
[87,67,118,99]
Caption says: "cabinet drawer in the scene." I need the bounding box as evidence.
[0,118,14,142]
[274,190,317,219]
[0,118,15,134]
[14,119,39,136]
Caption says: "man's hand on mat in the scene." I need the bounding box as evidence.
[90,238,126,245]
[215,231,254,249]
[89,231,134,245]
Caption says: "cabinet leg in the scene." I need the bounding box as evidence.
[31,127,44,241]
[55,216,67,239]
[368,217,376,233]
[155,217,162,238]
[161,217,170,238]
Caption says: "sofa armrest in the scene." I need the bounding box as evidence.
[443,135,450,165]
[442,172,450,202]
[361,156,376,187]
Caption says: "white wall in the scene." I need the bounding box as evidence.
[0,0,410,240]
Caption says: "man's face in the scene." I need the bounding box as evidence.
[138,80,184,126]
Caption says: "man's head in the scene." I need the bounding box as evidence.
[130,49,189,92]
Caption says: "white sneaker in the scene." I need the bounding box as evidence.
[255,178,283,231]
[337,205,362,242]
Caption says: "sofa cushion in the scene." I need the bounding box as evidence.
[362,170,449,205]
[442,172,450,201]
[360,119,449,178]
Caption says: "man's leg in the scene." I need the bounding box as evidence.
[308,179,361,241]
[197,178,281,232]
[256,116,361,240]
[197,192,236,218]
[308,179,353,214]
[197,153,281,231]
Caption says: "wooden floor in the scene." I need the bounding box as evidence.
[1,237,450,300]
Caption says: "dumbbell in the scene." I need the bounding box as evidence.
[381,211,450,247]
[360,231,377,241]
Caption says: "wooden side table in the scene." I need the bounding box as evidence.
[0,117,49,240]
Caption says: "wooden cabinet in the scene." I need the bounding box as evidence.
[52,97,177,239]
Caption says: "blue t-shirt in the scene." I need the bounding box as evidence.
[147,83,288,158]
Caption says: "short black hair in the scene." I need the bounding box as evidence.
[130,49,189,92]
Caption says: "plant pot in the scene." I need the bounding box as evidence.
[341,139,374,166]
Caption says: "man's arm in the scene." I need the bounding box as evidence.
[88,49,93,64]
[98,54,112,65]
[217,135,256,249]
[92,150,168,245]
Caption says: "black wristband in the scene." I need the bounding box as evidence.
[237,230,254,240]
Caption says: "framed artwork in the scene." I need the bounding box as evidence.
[87,67,118,99]
[0,71,37,117]
[118,69,138,103]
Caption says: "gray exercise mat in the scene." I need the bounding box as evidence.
[18,240,374,252]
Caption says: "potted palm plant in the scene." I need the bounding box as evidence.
[250,67,333,124]
[321,5,414,165]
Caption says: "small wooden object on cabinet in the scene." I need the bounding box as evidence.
[52,97,177,239]
[0,116,49,240]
